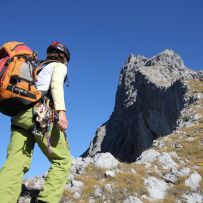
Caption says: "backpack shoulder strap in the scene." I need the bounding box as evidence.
[33,60,59,80]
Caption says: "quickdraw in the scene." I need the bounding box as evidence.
[32,97,55,153]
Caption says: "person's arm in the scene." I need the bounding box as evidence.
[51,63,68,130]
[57,110,68,130]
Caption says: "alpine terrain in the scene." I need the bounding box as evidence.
[19,50,203,203]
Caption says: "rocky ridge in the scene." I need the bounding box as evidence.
[18,50,203,203]
[82,49,203,162]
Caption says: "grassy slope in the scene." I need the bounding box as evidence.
[64,80,203,203]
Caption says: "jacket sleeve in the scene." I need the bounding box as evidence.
[50,63,67,111]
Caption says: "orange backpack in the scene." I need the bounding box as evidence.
[0,41,45,116]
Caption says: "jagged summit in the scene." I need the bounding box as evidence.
[83,49,203,162]
[146,49,185,68]
[125,49,190,80]
[125,53,146,65]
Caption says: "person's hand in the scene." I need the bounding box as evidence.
[57,110,68,130]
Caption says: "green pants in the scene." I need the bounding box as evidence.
[0,108,72,203]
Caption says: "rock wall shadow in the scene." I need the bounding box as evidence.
[100,78,188,162]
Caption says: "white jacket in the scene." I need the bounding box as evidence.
[36,62,67,111]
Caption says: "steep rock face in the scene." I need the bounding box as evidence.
[83,49,201,162]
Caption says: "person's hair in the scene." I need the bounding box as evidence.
[46,51,67,64]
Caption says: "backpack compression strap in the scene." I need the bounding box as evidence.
[0,57,9,79]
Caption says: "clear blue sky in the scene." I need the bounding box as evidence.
[0,0,202,178]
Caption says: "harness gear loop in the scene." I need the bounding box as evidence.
[32,96,55,153]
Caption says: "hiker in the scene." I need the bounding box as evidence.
[0,42,72,203]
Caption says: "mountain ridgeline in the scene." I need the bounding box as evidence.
[82,49,202,162]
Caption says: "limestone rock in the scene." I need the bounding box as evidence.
[136,149,160,163]
[123,196,143,203]
[182,193,203,203]
[93,152,120,169]
[23,176,44,191]
[158,152,178,170]
[104,184,113,193]
[71,156,94,174]
[83,49,201,162]
[65,179,83,194]
[185,173,202,191]
[104,170,116,178]
[144,176,169,200]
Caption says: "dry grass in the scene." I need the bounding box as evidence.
[161,194,176,203]
[63,189,74,201]
[177,80,203,166]
[64,163,148,202]
[63,80,203,202]
[176,123,203,165]
[189,80,203,93]
[197,166,203,192]
[160,80,203,201]
[188,80,203,113]
[113,163,147,195]
[63,165,106,202]
[148,117,203,201]
[156,123,203,183]
[75,165,105,201]
[165,176,189,199]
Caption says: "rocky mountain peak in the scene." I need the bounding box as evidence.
[83,49,202,162]
[145,49,185,68]
[125,53,146,66]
